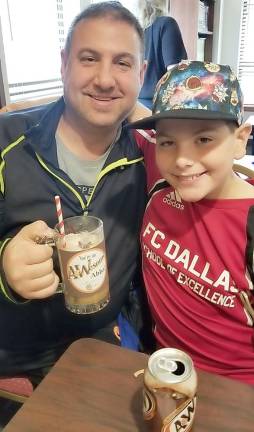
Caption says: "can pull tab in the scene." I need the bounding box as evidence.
[158,357,177,373]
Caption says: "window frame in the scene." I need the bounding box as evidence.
[238,0,254,110]
[0,0,83,109]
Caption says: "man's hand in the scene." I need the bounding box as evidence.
[2,221,59,300]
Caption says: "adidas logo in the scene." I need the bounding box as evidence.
[163,190,184,210]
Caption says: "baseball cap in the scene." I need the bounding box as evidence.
[130,60,244,130]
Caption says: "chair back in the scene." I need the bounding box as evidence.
[0,96,58,403]
[0,95,57,113]
[0,377,33,403]
[233,163,254,179]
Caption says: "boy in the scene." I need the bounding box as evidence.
[130,60,254,384]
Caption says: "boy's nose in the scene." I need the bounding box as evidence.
[175,154,194,169]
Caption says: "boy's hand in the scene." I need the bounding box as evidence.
[2,221,59,299]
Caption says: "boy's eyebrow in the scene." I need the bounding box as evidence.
[194,127,219,134]
[157,127,219,137]
[156,134,172,139]
[156,131,176,140]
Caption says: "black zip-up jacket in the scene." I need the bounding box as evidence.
[0,98,147,374]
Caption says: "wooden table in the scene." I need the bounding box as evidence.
[4,339,254,431]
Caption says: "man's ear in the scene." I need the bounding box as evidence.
[140,60,147,87]
[60,49,67,81]
[234,123,252,160]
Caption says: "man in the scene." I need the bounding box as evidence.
[0,2,151,384]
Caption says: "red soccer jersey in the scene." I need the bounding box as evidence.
[141,184,254,384]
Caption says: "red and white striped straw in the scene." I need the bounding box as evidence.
[55,195,65,235]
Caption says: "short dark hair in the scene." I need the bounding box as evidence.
[64,1,144,56]
[225,120,238,132]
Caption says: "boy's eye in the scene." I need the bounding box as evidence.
[158,140,174,147]
[198,137,212,144]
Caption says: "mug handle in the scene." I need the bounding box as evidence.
[34,235,56,247]
[34,235,63,294]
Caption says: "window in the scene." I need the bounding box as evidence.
[91,0,140,18]
[0,0,80,105]
[238,0,254,106]
[0,0,143,107]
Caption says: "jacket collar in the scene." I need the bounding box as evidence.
[24,97,140,166]
[25,97,65,165]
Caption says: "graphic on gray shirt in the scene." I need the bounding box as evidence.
[56,135,116,202]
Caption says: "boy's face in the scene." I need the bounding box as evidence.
[156,118,250,201]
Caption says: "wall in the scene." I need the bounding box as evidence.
[80,0,90,9]
[213,0,253,118]
[213,0,242,71]
[170,0,199,60]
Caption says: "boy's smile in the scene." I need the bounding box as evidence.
[156,118,250,201]
[172,172,207,184]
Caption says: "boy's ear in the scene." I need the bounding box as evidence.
[233,123,252,160]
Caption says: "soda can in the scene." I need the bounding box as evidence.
[143,348,197,432]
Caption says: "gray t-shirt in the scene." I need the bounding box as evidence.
[56,134,116,202]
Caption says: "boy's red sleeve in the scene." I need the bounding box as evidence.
[134,129,163,193]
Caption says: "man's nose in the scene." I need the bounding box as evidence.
[93,63,116,90]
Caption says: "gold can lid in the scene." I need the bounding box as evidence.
[148,348,193,384]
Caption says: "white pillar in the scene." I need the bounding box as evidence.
[0,17,10,106]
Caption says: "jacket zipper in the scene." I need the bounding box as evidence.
[0,135,26,194]
[36,153,143,210]
[36,153,86,211]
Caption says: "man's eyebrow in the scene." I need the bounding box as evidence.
[77,49,136,60]
[115,52,135,58]
[77,48,98,56]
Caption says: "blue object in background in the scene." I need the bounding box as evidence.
[117,312,139,351]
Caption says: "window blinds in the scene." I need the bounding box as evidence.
[238,0,254,105]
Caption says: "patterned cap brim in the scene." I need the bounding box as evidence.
[128,108,240,130]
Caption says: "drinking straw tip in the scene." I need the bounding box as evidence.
[55,195,65,235]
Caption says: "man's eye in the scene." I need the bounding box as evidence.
[80,56,95,63]
[118,60,131,69]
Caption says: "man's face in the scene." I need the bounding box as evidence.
[155,118,248,201]
[61,17,145,130]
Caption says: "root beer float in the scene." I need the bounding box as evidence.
[55,215,110,314]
